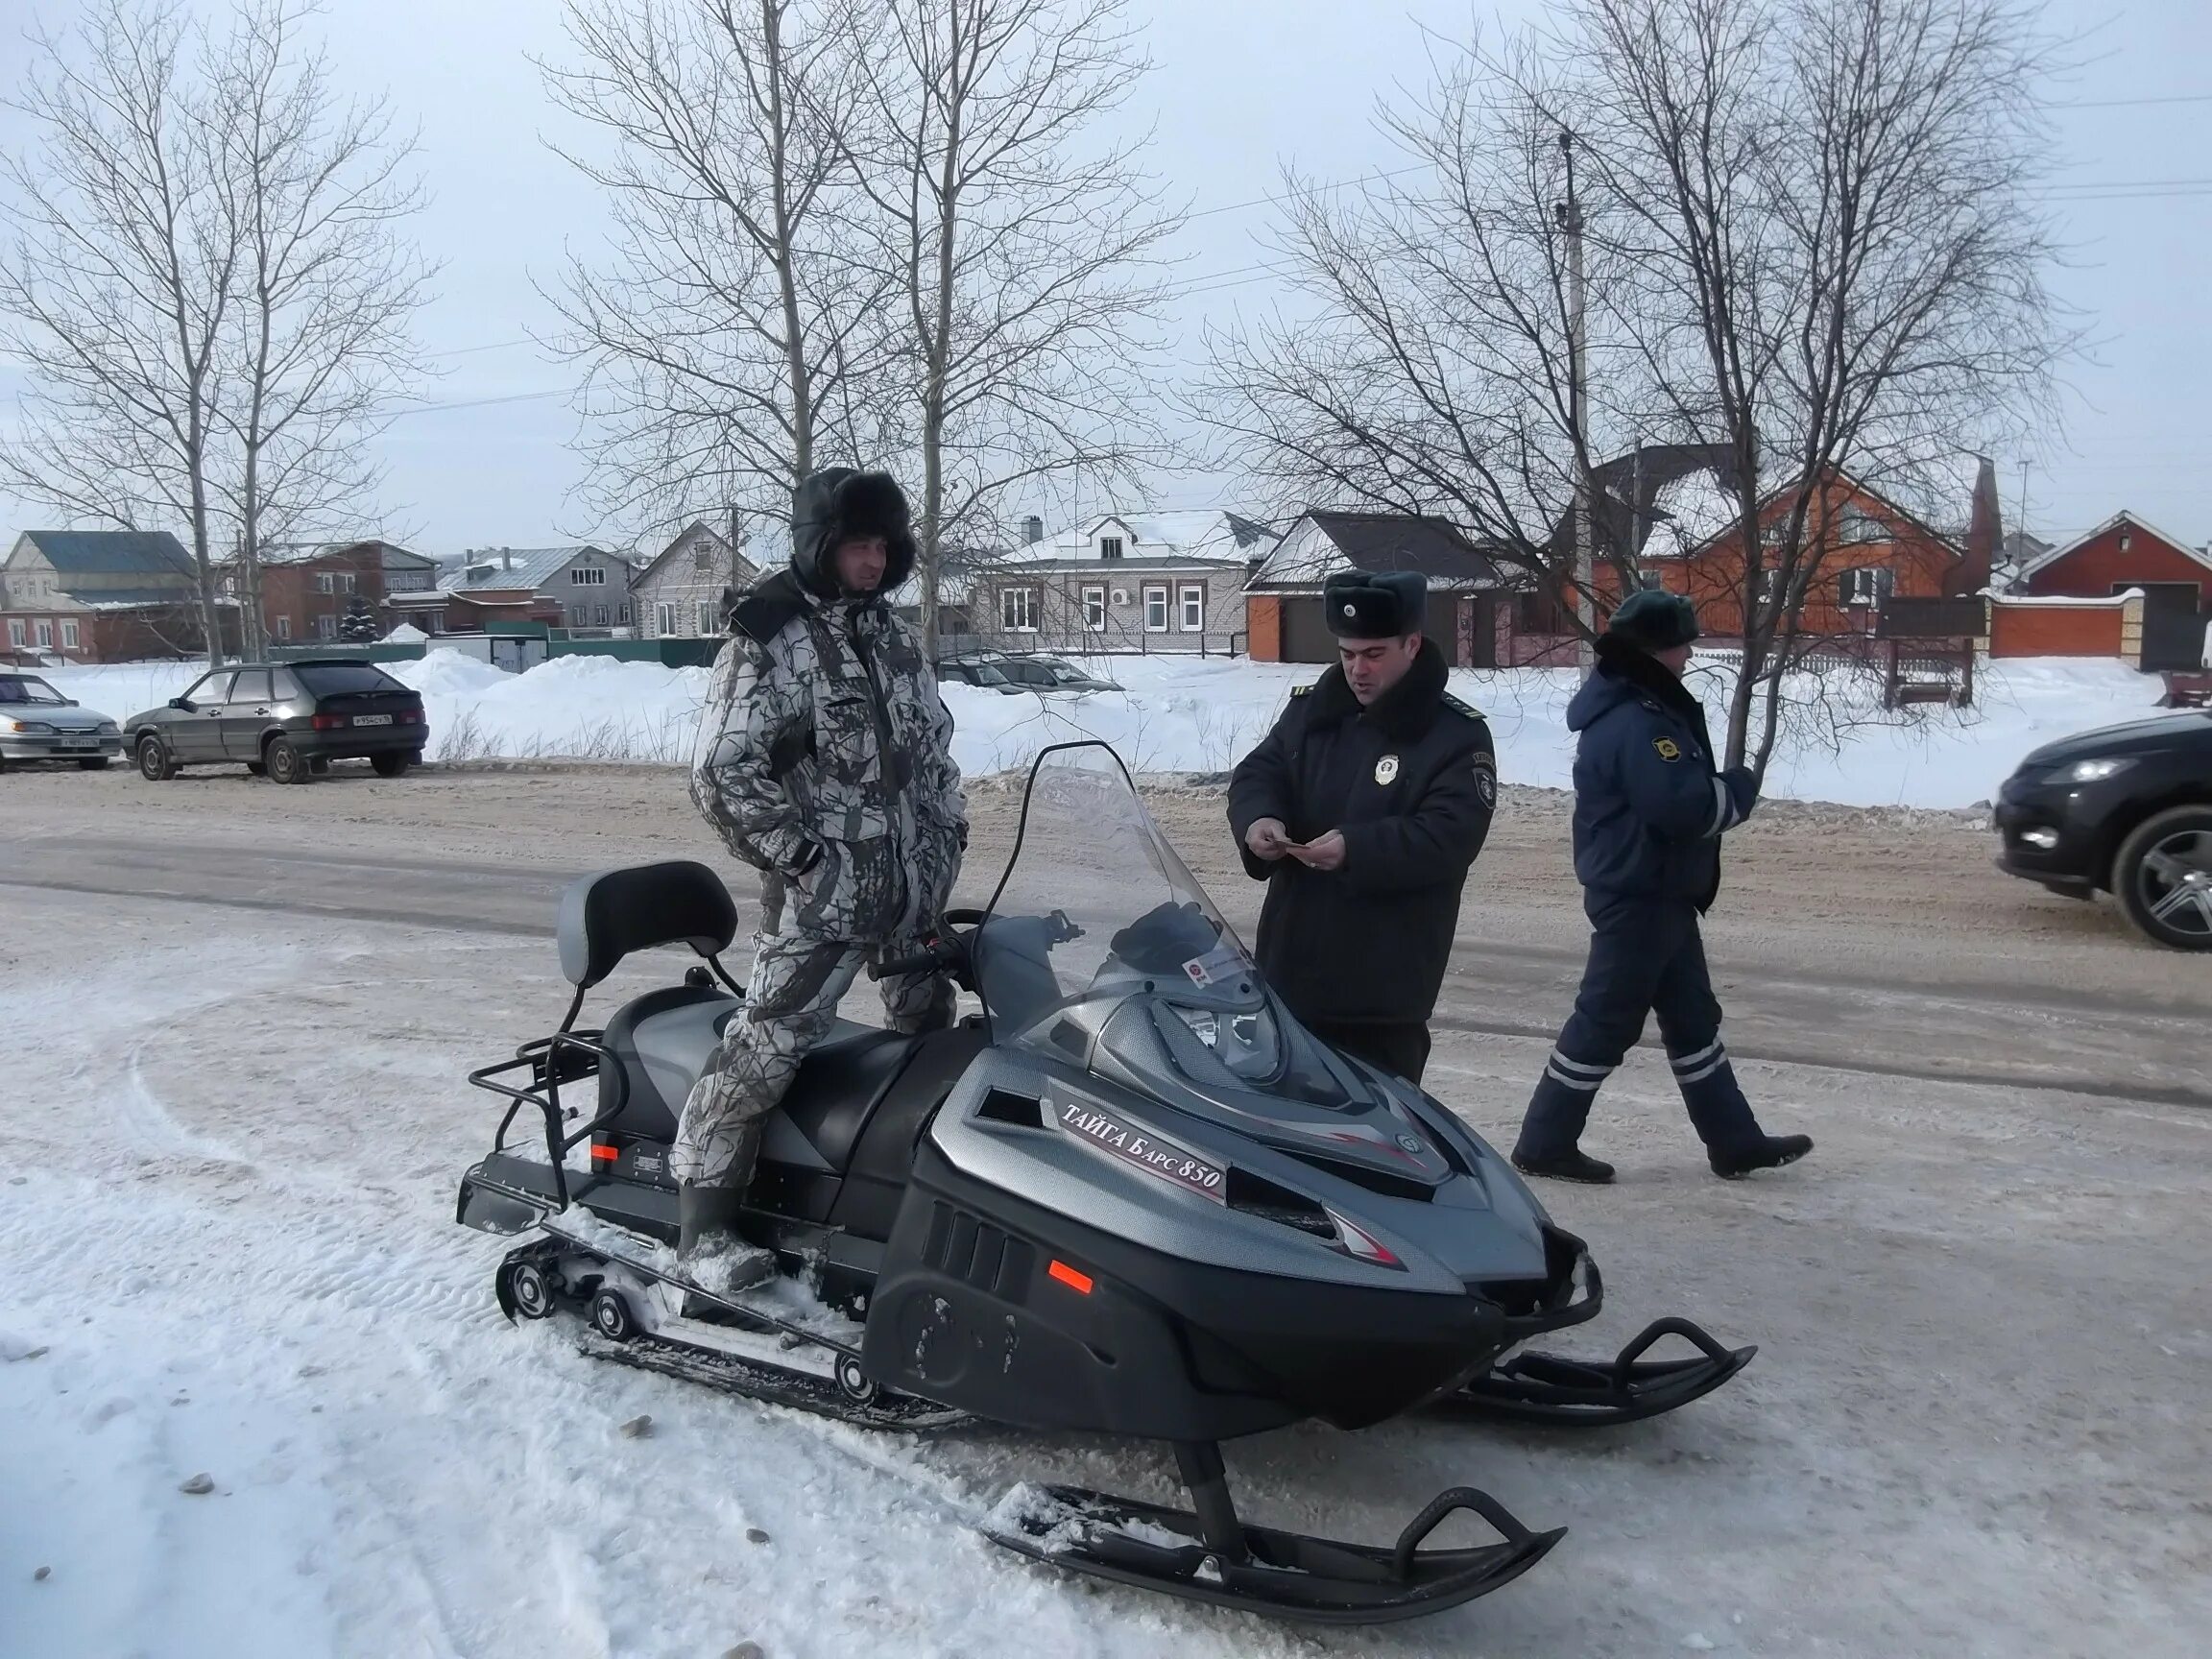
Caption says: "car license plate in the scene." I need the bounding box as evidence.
[63,736,96,748]
[352,714,394,726]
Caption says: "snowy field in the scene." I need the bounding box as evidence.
[38,646,2173,809]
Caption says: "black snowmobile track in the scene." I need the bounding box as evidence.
[501,1229,969,1431]
[572,1327,969,1431]
[1436,1317,1756,1429]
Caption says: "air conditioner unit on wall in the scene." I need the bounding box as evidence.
[1111,589,1129,604]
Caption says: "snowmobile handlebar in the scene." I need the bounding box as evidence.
[866,906,1083,982]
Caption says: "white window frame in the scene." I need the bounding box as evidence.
[570,565,608,586]
[338,571,356,593]
[1178,584,1205,633]
[1142,584,1169,633]
[8,618,25,647]
[999,586,1039,633]
[656,601,679,637]
[275,614,293,640]
[313,613,337,639]
[1098,536,1124,561]
[1081,585,1107,631]
[313,571,335,594]
[616,602,631,626]
[694,599,716,636]
[1839,566,1894,607]
[61,618,81,650]
[592,603,611,627]
[1758,566,1785,609]
[35,619,54,648]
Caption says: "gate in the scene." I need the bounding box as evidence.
[2138,588,2210,672]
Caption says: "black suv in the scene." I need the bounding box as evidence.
[1993,709,2212,949]
[125,659,427,785]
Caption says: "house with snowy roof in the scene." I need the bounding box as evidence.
[384,543,637,637]
[2008,510,2212,673]
[1243,511,1507,665]
[954,510,1273,657]
[0,529,241,663]
[211,540,436,646]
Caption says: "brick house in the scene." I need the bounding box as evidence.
[218,541,405,645]
[1501,458,1971,662]
[1244,512,1505,666]
[956,512,1270,657]
[0,529,240,663]
[385,544,637,636]
[2009,511,2212,671]
[631,520,759,639]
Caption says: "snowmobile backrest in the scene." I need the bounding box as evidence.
[558,860,739,989]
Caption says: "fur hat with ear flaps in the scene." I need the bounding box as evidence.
[789,467,919,601]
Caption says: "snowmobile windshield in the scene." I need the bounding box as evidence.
[972,742,1362,1110]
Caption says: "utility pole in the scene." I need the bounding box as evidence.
[1556,129,1593,670]
[2012,460,2030,585]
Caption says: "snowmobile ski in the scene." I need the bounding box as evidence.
[1435,1317,1756,1430]
[980,1441,1564,1624]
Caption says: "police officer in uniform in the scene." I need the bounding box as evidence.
[1227,568,1496,1085]
[1511,589,1812,1183]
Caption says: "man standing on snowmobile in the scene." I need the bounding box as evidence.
[1226,568,1496,1085]
[1510,589,1812,1184]
[675,467,967,1297]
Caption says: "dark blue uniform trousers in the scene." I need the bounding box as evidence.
[1514,894,1763,1160]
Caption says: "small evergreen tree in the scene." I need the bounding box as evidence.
[339,592,378,642]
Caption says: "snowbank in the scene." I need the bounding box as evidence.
[36,650,2180,808]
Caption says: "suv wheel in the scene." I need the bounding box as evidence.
[136,733,178,781]
[264,735,310,785]
[2114,805,2212,950]
[371,751,412,779]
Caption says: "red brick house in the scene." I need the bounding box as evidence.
[2009,511,2212,672]
[1,529,241,663]
[217,541,399,645]
[1501,460,1975,662]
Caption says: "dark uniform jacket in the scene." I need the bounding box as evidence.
[1567,637,1756,910]
[1226,639,1496,1024]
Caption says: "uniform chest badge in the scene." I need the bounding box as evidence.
[1375,754,1400,785]
[1653,737,1682,761]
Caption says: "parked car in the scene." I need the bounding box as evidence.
[124,659,427,785]
[936,657,1025,695]
[992,654,1123,694]
[0,671,124,771]
[1993,709,2212,949]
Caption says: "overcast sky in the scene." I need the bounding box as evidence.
[2,0,2206,560]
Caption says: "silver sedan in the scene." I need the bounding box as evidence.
[0,671,125,770]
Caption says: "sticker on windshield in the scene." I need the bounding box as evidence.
[1182,955,1214,987]
[1057,1100,1225,1201]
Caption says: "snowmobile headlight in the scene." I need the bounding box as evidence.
[2063,757,2134,783]
[1170,1002,1282,1082]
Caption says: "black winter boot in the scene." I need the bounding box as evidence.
[1709,1134,1814,1179]
[1511,1149,1618,1185]
[676,1182,775,1317]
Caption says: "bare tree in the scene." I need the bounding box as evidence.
[1197,34,1625,617]
[214,0,432,658]
[541,0,892,546]
[838,0,1180,654]
[0,0,241,664]
[1563,0,2069,773]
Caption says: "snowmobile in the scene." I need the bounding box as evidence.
[454,740,1755,1625]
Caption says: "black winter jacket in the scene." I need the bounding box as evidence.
[1226,640,1496,1025]
[1567,637,1757,909]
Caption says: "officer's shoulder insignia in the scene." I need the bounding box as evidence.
[1653,736,1682,761]
[1289,684,1312,698]
[1440,692,1485,721]
[1472,753,1497,809]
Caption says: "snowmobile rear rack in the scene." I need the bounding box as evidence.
[1438,1316,1756,1430]
[466,984,623,1211]
[982,1439,1563,1624]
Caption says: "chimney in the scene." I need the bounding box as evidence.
[1023,515,1044,545]
[1952,455,2002,598]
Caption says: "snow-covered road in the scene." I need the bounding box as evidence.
[5,772,2210,1657]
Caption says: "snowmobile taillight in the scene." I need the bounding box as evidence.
[1046,1260,1094,1295]
[589,1142,620,1165]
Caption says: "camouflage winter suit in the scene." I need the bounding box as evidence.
[671,469,968,1191]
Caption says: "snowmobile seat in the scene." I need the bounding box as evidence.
[597,984,920,1173]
